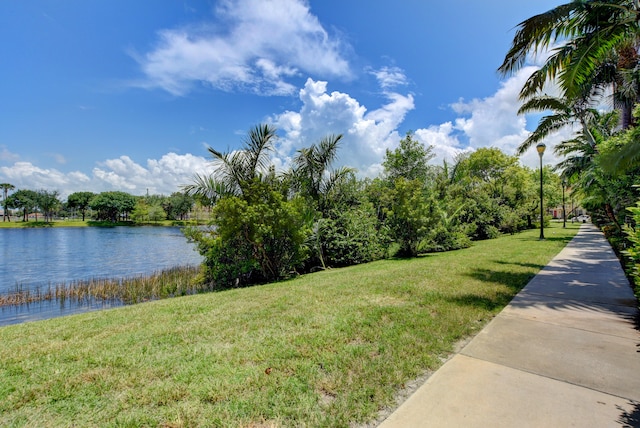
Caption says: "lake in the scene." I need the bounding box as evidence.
[0,226,203,326]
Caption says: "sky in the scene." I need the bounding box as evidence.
[0,0,570,199]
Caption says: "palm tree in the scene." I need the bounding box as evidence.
[289,134,355,213]
[1,183,15,222]
[516,95,600,155]
[183,124,278,201]
[499,0,640,106]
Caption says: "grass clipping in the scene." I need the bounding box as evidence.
[0,224,579,427]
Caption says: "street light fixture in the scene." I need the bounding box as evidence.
[536,142,546,240]
[562,178,567,228]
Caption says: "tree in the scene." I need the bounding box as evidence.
[67,192,96,221]
[36,190,60,222]
[289,134,355,214]
[184,124,278,201]
[448,148,549,237]
[1,183,15,222]
[184,180,307,287]
[7,189,38,221]
[164,192,194,220]
[383,131,434,183]
[515,95,600,155]
[131,199,150,223]
[90,191,137,222]
[384,178,437,257]
[500,1,640,164]
[148,204,167,222]
[183,124,309,287]
[378,132,440,256]
[499,1,640,105]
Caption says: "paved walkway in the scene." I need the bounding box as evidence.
[379,224,640,427]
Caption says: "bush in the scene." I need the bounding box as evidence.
[622,202,640,297]
[321,204,388,267]
[420,224,472,253]
[184,183,308,288]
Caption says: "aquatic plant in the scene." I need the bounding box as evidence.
[0,266,206,307]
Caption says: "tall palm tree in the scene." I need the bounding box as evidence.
[289,134,355,213]
[499,0,640,106]
[516,95,600,154]
[183,124,278,201]
[554,110,617,178]
[1,183,15,222]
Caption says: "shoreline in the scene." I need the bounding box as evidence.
[0,219,205,229]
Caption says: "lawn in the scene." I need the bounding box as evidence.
[0,223,580,427]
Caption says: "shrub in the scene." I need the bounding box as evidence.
[184,183,308,288]
[321,204,388,267]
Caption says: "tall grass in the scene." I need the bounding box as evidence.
[0,266,204,307]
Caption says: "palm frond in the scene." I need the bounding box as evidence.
[182,173,232,205]
[518,95,572,115]
[498,3,578,76]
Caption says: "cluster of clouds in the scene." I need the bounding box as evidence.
[0,0,572,200]
[1,68,566,199]
[0,153,214,199]
[134,0,351,96]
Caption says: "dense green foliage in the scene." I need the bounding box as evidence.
[183,126,560,288]
[67,191,96,221]
[89,191,137,222]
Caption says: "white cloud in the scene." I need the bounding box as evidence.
[136,0,351,96]
[269,67,572,178]
[50,153,67,165]
[272,78,414,176]
[0,162,85,195]
[0,154,214,199]
[409,65,573,169]
[1,59,582,198]
[0,146,20,163]
[413,122,471,166]
[370,66,409,90]
[450,66,534,153]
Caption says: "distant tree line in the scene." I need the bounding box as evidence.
[0,187,197,224]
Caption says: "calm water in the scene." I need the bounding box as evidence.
[0,226,203,326]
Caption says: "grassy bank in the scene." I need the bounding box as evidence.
[0,224,579,427]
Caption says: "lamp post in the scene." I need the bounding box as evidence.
[536,142,546,240]
[562,179,567,228]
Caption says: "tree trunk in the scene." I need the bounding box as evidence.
[605,204,622,232]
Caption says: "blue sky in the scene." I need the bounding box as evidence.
[0,0,565,198]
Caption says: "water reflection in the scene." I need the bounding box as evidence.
[0,298,123,326]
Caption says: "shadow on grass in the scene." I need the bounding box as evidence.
[465,268,536,291]
[494,260,545,270]
[514,235,574,244]
[23,221,54,228]
[445,268,538,311]
[445,292,515,311]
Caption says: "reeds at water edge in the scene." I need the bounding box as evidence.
[0,266,208,307]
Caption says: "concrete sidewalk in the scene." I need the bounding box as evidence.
[379,224,640,427]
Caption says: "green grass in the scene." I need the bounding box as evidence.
[0,224,580,427]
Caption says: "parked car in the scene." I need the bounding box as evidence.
[574,215,590,223]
